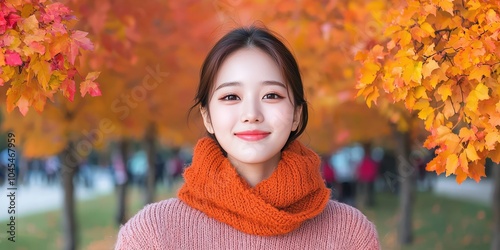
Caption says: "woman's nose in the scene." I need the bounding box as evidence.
[241,100,264,123]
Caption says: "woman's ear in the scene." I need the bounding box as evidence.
[200,107,215,134]
[292,106,302,131]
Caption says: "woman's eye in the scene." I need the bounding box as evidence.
[221,95,240,101]
[263,93,282,99]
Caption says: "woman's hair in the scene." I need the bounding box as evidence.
[191,25,308,149]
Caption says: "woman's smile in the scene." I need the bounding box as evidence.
[234,130,271,141]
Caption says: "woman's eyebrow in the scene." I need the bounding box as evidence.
[215,81,240,91]
[262,80,286,89]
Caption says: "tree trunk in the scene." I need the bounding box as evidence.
[144,122,157,205]
[393,126,415,245]
[492,165,500,250]
[116,139,130,226]
[60,141,78,250]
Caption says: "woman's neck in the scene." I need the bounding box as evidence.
[228,153,281,187]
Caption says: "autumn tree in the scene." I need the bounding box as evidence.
[357,0,500,247]
[68,0,223,215]
[0,0,101,114]
[4,3,234,249]
[0,1,102,249]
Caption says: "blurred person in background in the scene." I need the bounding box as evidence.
[164,147,184,189]
[320,154,336,199]
[44,155,60,185]
[128,149,147,186]
[356,142,380,208]
[330,145,362,207]
[111,149,128,186]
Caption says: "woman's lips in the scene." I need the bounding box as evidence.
[234,130,271,141]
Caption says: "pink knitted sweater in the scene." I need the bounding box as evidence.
[115,198,380,249]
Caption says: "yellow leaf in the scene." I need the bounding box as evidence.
[459,152,469,174]
[384,25,402,36]
[465,91,479,111]
[366,87,380,108]
[31,59,51,90]
[474,83,489,100]
[426,74,440,89]
[382,76,395,93]
[424,43,436,56]
[438,0,455,16]
[468,161,486,182]
[19,15,38,32]
[485,131,500,150]
[467,0,481,10]
[49,35,70,58]
[420,22,435,37]
[359,62,380,85]
[459,127,476,141]
[489,146,500,163]
[85,71,101,80]
[1,66,15,83]
[425,112,435,130]
[414,86,428,99]
[455,165,468,184]
[6,85,21,113]
[453,48,472,70]
[474,138,485,152]
[442,99,455,118]
[422,59,439,78]
[414,62,423,84]
[469,65,491,82]
[418,106,434,119]
[486,9,500,24]
[414,99,430,110]
[423,3,437,16]
[465,143,479,161]
[399,30,412,47]
[437,83,452,101]
[489,113,500,127]
[391,66,403,77]
[427,154,445,174]
[445,153,458,176]
[403,61,423,84]
[405,93,417,110]
[16,96,30,116]
[445,132,461,153]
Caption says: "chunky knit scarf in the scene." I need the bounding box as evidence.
[177,137,330,236]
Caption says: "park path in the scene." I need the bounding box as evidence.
[0,168,113,221]
[432,175,494,206]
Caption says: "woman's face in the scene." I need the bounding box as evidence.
[201,48,301,172]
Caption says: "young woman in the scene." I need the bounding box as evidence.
[115,26,380,249]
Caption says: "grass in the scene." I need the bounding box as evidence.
[0,187,493,250]
[363,191,493,250]
[0,184,177,250]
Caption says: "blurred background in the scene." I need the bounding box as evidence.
[0,0,496,249]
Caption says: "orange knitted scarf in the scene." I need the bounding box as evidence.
[178,137,330,236]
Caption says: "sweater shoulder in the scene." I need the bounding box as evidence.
[114,198,185,249]
[319,200,380,249]
[323,200,371,222]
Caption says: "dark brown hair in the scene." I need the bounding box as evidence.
[191,25,308,149]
